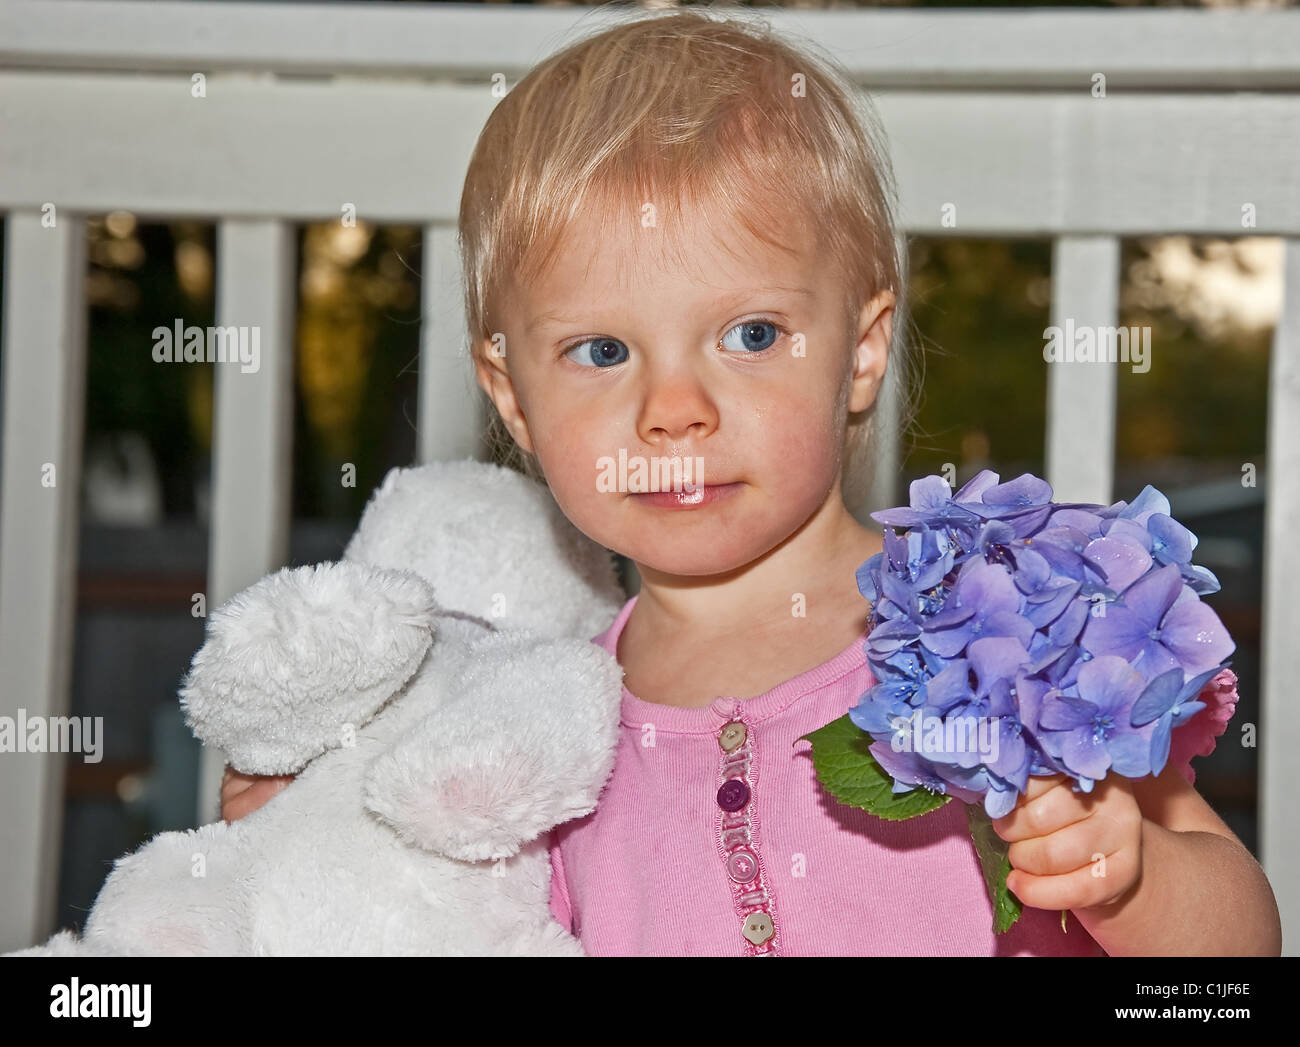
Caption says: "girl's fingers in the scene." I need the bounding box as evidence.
[1018,773,1065,804]
[1007,848,1137,911]
[221,772,294,822]
[994,778,1091,843]
[1006,813,1124,876]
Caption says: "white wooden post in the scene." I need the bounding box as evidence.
[1046,237,1120,506]
[195,219,295,824]
[417,222,484,464]
[1261,239,1300,955]
[0,211,86,951]
[863,227,909,521]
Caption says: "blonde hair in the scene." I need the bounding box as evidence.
[458,7,917,513]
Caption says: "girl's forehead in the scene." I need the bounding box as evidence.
[537,203,817,294]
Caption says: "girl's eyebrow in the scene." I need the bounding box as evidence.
[527,309,583,335]
[719,285,816,302]
[526,286,814,335]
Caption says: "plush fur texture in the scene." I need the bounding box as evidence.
[9,459,626,956]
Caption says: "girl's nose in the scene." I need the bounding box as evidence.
[637,370,719,446]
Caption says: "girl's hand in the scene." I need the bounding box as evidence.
[991,773,1143,914]
[220,764,295,823]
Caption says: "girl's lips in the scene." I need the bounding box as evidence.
[629,482,743,510]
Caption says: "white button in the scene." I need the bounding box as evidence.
[742,912,774,945]
[718,721,747,752]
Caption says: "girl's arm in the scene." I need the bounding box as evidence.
[1070,766,1281,956]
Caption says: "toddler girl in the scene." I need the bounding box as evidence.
[226,9,1280,957]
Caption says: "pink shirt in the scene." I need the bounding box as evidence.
[548,594,1239,956]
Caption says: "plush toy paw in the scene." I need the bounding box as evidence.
[181,561,438,774]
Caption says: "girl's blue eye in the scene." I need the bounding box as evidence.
[720,320,779,353]
[563,321,780,365]
[565,337,629,368]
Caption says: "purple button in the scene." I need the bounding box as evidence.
[717,778,750,811]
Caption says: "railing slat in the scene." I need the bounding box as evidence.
[1046,236,1120,506]
[195,219,295,824]
[0,211,86,951]
[1261,238,1300,955]
[862,229,910,521]
[418,223,484,464]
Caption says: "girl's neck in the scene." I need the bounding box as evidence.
[616,506,882,707]
[630,496,880,637]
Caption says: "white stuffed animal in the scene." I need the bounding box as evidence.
[9,459,625,956]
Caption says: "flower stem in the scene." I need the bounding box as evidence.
[964,803,1024,934]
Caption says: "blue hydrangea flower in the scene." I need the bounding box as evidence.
[845,470,1234,816]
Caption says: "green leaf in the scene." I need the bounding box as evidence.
[797,714,950,821]
[964,803,1023,934]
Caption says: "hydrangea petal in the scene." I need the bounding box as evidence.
[1160,598,1235,674]
[1075,655,1145,714]
[1131,667,1184,726]
[1080,603,1150,661]
[1082,535,1153,593]
[1148,512,1195,565]
[1149,715,1174,776]
[1063,730,1112,779]
[1107,731,1152,778]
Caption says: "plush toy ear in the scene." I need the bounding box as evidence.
[343,459,625,641]
[180,561,438,775]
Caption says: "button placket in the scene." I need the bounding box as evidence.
[715,711,778,955]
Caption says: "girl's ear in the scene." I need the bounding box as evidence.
[848,289,895,414]
[473,343,537,455]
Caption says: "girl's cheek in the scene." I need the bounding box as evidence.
[758,393,839,469]
[533,417,606,497]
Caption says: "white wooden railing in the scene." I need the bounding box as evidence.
[1,1,1297,954]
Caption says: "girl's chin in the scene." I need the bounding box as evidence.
[615,539,772,579]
